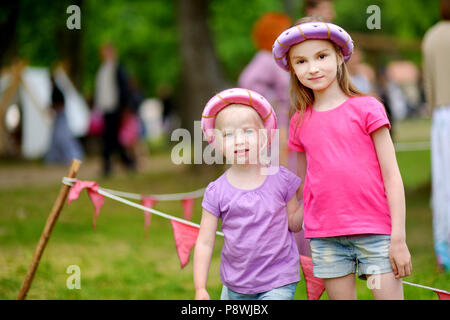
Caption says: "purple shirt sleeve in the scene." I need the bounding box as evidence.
[201,182,221,217]
[280,167,302,202]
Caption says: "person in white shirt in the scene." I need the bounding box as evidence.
[94,43,136,176]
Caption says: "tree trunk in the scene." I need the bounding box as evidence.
[0,1,20,69]
[283,0,302,21]
[177,0,228,134]
[58,0,84,90]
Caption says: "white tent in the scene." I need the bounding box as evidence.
[0,62,89,159]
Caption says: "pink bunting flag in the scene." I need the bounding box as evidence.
[170,220,199,268]
[141,196,158,237]
[436,291,450,300]
[67,180,105,230]
[300,255,325,300]
[181,198,195,221]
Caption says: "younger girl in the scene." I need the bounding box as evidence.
[272,17,412,299]
[194,88,303,300]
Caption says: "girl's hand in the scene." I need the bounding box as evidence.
[195,288,210,300]
[388,239,412,279]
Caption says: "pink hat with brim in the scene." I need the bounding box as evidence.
[201,88,277,145]
[273,21,354,71]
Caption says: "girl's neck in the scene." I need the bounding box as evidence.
[228,163,266,176]
[312,77,349,111]
[226,163,268,190]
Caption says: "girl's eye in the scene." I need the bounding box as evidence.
[318,54,327,59]
[224,132,233,137]
[296,59,305,64]
[245,129,254,134]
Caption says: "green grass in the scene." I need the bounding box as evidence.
[0,167,225,300]
[1,118,448,300]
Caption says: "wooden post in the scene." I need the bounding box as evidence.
[17,159,82,300]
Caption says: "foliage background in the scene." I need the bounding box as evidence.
[4,0,441,98]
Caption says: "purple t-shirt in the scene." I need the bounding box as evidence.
[202,166,302,294]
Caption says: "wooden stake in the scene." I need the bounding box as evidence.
[17,159,82,300]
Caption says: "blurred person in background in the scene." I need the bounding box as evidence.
[304,0,335,22]
[94,43,136,177]
[238,12,292,167]
[238,13,312,257]
[45,76,84,164]
[157,82,177,135]
[422,0,450,272]
[347,47,376,95]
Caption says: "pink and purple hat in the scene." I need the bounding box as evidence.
[201,88,277,145]
[272,21,354,71]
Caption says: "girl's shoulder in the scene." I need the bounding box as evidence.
[276,166,301,186]
[204,171,228,194]
[348,95,383,108]
[347,95,386,114]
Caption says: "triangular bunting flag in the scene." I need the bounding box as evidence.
[300,255,325,300]
[170,220,199,268]
[68,180,105,230]
[181,198,195,221]
[436,291,450,300]
[141,196,158,237]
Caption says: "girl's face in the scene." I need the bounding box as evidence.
[215,105,267,165]
[289,39,342,92]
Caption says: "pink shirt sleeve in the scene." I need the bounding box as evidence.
[288,112,305,152]
[364,97,391,134]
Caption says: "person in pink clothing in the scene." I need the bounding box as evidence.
[238,13,313,258]
[272,16,412,299]
[238,12,292,167]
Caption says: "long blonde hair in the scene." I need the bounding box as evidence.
[289,16,365,131]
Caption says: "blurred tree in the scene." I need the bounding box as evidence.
[0,0,84,89]
[0,0,442,120]
[0,1,20,68]
[58,0,84,89]
[333,0,440,65]
[177,0,228,134]
[81,0,179,97]
[209,0,286,81]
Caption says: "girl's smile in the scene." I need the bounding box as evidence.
[215,105,267,165]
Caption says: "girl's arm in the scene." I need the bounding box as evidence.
[193,209,219,300]
[296,152,307,199]
[286,192,304,232]
[286,152,307,232]
[371,126,412,279]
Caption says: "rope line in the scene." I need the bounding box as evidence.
[402,281,450,295]
[62,177,223,237]
[62,177,450,295]
[62,177,205,201]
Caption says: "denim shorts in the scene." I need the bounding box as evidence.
[310,234,393,280]
[220,282,298,300]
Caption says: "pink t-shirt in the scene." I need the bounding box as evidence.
[288,96,392,238]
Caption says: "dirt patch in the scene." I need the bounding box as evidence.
[0,153,183,189]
